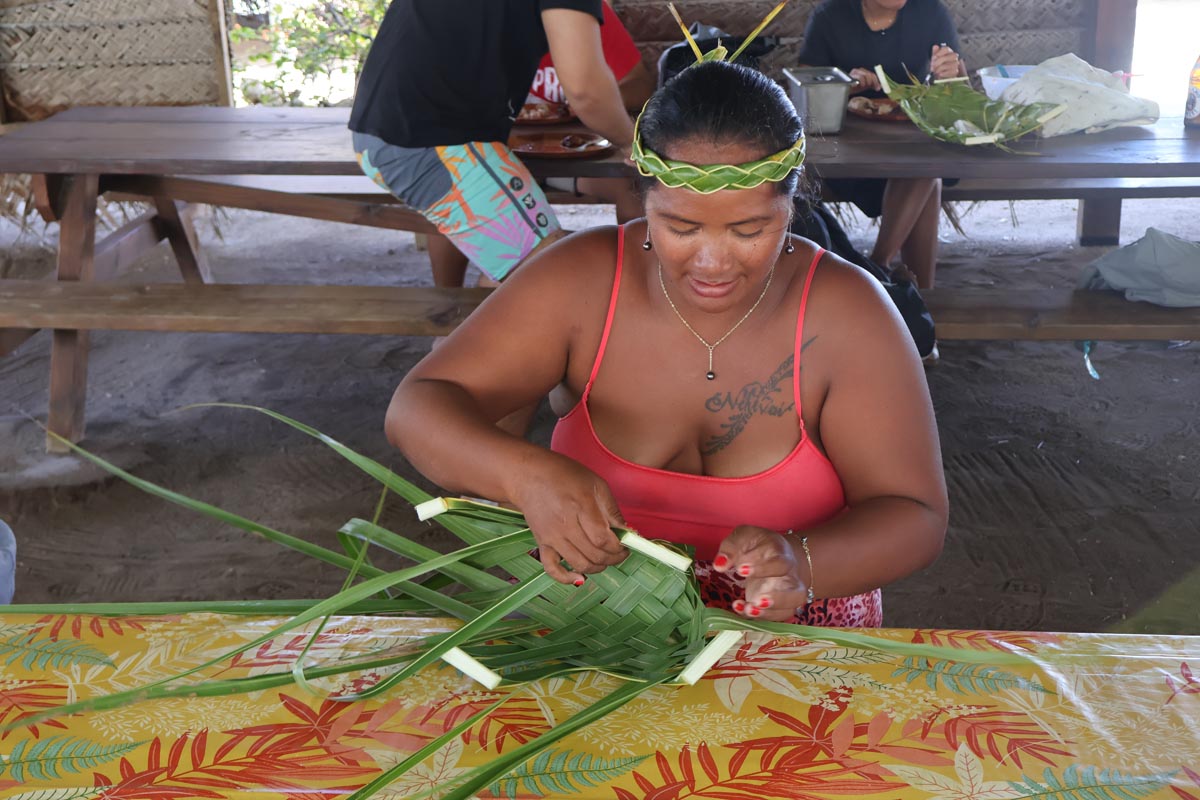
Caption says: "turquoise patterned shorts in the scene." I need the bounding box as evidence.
[353,132,562,281]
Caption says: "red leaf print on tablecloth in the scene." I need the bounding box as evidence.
[218,694,379,764]
[617,691,974,799]
[627,742,903,800]
[910,628,1057,653]
[92,731,377,799]
[461,695,549,754]
[216,630,370,674]
[939,708,1074,767]
[33,614,159,640]
[0,680,68,739]
[754,691,950,769]
[1167,662,1199,704]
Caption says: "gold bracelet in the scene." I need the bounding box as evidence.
[799,536,815,605]
[787,530,816,606]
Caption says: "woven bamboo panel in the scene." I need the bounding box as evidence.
[0,0,230,121]
[613,0,1093,78]
[946,0,1088,35]
[958,30,1087,74]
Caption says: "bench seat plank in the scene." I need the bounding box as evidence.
[921,288,1200,340]
[161,174,1200,204]
[3,280,1199,342]
[0,280,490,337]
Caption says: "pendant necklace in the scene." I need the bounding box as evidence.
[658,262,776,380]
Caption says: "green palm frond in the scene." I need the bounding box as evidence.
[1008,765,1176,800]
[0,634,113,671]
[876,67,1065,147]
[12,405,1037,800]
[0,736,143,782]
[893,657,1052,695]
[487,749,649,798]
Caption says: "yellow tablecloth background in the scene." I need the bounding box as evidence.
[0,612,1197,799]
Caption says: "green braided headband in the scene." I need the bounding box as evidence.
[631,122,806,194]
[631,0,804,194]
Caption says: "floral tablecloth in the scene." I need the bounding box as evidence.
[1,612,1197,799]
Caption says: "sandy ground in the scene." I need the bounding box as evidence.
[1,195,1198,635]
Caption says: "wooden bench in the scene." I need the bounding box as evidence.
[4,279,1199,342]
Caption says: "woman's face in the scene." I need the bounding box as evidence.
[644,138,793,315]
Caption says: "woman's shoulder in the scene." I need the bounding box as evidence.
[505,224,624,296]
[807,247,906,332]
[496,224,628,314]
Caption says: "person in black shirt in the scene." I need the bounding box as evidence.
[350,0,636,287]
[799,0,966,289]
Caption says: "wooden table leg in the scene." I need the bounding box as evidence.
[46,173,99,453]
[155,198,211,284]
[1,175,64,356]
[1077,197,1122,247]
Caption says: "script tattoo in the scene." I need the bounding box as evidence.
[701,337,817,456]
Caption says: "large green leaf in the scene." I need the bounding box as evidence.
[877,68,1064,147]
[488,749,649,798]
[0,736,143,782]
[1008,765,1176,800]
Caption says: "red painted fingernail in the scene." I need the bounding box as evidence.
[749,607,761,617]
[738,565,752,577]
[732,600,745,612]
[713,555,729,569]
[759,597,771,608]
[573,578,585,587]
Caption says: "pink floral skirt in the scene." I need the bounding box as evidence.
[695,561,883,627]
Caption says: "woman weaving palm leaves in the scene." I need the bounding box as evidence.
[387,12,947,628]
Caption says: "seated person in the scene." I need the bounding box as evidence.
[429,0,653,288]
[799,0,966,289]
[385,57,947,626]
[349,0,635,288]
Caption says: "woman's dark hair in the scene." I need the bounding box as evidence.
[638,59,805,196]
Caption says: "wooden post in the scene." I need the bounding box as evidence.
[208,0,235,107]
[155,198,212,284]
[1077,0,1139,246]
[46,173,100,452]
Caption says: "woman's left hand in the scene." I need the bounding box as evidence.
[930,44,964,80]
[713,526,810,623]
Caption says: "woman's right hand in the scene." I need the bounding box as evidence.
[849,67,881,93]
[511,456,628,585]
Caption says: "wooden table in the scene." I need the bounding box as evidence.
[0,609,1197,798]
[2,106,1197,179]
[1,107,1199,450]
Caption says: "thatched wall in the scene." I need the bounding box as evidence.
[0,0,232,122]
[611,0,1103,79]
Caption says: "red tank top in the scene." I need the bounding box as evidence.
[551,228,846,562]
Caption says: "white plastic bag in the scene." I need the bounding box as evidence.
[1001,53,1159,137]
